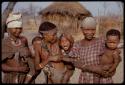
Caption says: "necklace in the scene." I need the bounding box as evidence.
[9,37,22,46]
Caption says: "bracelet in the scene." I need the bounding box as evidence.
[27,74,32,78]
[39,64,43,69]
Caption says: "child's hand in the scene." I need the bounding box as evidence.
[73,56,80,62]
[102,65,111,71]
[101,70,110,77]
[101,70,115,78]
[113,50,121,56]
[76,57,80,61]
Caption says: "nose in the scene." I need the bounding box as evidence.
[16,29,22,33]
[86,31,93,34]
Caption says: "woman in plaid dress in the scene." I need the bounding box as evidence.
[69,17,113,83]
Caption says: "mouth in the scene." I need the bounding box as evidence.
[63,46,69,49]
[15,33,20,35]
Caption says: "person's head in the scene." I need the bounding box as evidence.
[6,13,23,38]
[80,17,97,41]
[106,29,120,50]
[59,33,74,51]
[39,21,57,43]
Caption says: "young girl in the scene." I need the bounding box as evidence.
[59,33,79,83]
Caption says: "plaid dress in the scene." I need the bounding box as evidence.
[69,37,113,84]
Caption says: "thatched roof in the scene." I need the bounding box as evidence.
[38,2,92,39]
[39,2,92,17]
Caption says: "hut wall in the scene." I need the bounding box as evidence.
[41,14,82,36]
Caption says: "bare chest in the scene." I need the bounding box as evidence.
[100,52,114,65]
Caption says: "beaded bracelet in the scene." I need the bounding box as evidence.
[39,64,43,69]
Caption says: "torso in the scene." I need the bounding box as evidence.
[41,39,65,70]
[71,37,105,83]
[4,36,28,68]
[100,50,114,65]
[76,38,105,66]
[40,39,66,83]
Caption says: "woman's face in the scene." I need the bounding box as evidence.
[60,37,71,51]
[8,28,22,37]
[81,28,96,40]
[43,30,57,43]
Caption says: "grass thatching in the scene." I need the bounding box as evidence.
[39,2,92,36]
[39,2,91,17]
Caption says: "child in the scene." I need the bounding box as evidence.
[59,33,77,83]
[81,29,121,82]
[2,13,34,83]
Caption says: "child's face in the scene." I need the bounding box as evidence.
[106,35,120,50]
[60,37,71,51]
[8,28,22,37]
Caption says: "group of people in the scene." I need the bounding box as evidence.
[2,12,121,84]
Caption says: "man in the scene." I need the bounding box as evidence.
[2,13,35,84]
[69,17,113,83]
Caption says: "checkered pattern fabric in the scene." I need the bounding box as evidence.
[69,37,113,83]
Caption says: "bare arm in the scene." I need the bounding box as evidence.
[62,55,79,62]
[81,65,105,75]
[33,39,49,71]
[2,63,18,72]
[24,57,35,84]
[108,50,121,73]
[33,40,42,71]
[2,63,29,73]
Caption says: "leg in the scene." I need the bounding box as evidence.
[47,77,53,84]
[61,69,74,83]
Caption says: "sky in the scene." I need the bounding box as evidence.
[2,1,123,16]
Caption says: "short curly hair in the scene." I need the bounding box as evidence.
[106,29,121,40]
[39,21,56,33]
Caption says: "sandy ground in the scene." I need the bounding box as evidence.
[2,30,123,83]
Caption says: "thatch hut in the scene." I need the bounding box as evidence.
[39,2,92,37]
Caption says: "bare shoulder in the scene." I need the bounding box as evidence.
[32,36,43,50]
[32,36,43,44]
[20,36,28,43]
